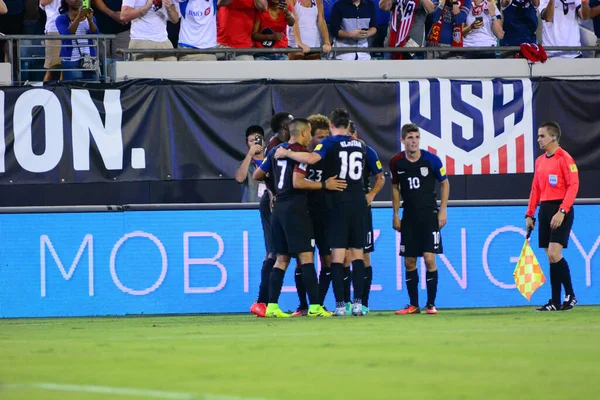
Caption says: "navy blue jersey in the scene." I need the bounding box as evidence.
[314,135,367,202]
[307,157,328,214]
[261,142,308,202]
[390,150,447,211]
[363,145,384,193]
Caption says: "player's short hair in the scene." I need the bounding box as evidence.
[401,123,420,139]
[330,108,350,129]
[349,120,357,134]
[307,114,330,136]
[540,121,562,142]
[245,125,264,138]
[289,118,311,138]
[270,112,293,134]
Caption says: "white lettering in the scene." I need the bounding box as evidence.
[438,228,467,289]
[482,226,526,289]
[72,89,123,171]
[183,232,227,294]
[14,89,63,173]
[340,141,362,148]
[570,231,600,287]
[40,234,93,297]
[110,231,167,295]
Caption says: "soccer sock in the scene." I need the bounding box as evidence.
[351,260,365,304]
[331,262,345,306]
[363,266,373,308]
[558,258,575,297]
[257,258,275,304]
[549,262,562,306]
[426,270,438,306]
[406,269,419,307]
[318,267,332,306]
[343,267,352,303]
[294,265,308,309]
[301,263,320,306]
[268,267,286,305]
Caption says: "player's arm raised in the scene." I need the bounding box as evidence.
[275,147,322,165]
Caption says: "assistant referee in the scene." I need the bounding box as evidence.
[526,122,579,312]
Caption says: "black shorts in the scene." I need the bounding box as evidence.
[328,200,366,250]
[364,206,374,253]
[538,201,574,249]
[309,208,331,256]
[271,201,315,256]
[400,209,442,257]
[259,192,274,255]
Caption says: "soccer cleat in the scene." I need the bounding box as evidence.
[265,304,291,318]
[561,295,578,311]
[535,299,560,312]
[291,308,308,317]
[345,302,352,315]
[352,303,364,316]
[425,305,438,314]
[250,302,266,318]
[395,305,421,315]
[362,306,370,315]
[333,307,346,316]
[308,306,333,318]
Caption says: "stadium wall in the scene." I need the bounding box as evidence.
[1,202,599,318]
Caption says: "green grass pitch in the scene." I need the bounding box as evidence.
[1,307,600,400]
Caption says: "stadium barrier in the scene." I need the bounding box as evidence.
[1,199,598,318]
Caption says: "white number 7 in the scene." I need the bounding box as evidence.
[277,160,287,189]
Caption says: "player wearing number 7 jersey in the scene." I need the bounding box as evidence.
[275,108,368,317]
[390,124,450,315]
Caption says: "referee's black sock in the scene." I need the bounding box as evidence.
[352,260,365,304]
[549,262,562,307]
[301,263,320,306]
[257,258,275,304]
[557,258,575,297]
[294,265,308,309]
[343,267,352,303]
[268,267,286,305]
[363,266,373,308]
[318,267,332,306]
[426,269,438,306]
[406,269,419,307]
[331,263,345,305]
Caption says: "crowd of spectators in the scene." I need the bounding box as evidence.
[0,0,598,80]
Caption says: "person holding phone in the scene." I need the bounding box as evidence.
[252,0,295,59]
[462,0,503,58]
[329,0,378,60]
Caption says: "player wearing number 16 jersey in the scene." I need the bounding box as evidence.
[275,108,368,317]
[390,124,450,315]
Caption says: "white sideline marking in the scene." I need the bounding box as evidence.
[0,383,274,400]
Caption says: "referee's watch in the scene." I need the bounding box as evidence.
[559,208,567,214]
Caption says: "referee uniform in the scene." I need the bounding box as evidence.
[526,146,579,311]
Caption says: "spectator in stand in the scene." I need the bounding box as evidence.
[589,0,599,56]
[0,1,6,14]
[172,0,217,60]
[500,0,538,47]
[92,0,131,61]
[288,0,331,60]
[40,0,62,81]
[56,0,99,81]
[462,0,503,57]
[330,0,377,60]
[380,0,436,60]
[540,0,589,58]
[121,0,179,61]
[425,0,471,57]
[252,0,294,59]
[217,0,268,60]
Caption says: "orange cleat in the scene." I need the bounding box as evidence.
[394,305,421,315]
[250,302,266,318]
[425,305,438,314]
[291,308,308,317]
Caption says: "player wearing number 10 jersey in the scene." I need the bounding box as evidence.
[390,123,450,315]
[275,109,368,317]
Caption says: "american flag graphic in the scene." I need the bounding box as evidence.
[399,79,535,175]
[389,0,419,48]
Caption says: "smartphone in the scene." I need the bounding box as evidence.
[82,0,89,8]
[475,16,483,22]
[254,135,263,147]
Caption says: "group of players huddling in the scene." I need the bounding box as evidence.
[248,108,450,317]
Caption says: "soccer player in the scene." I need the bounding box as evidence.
[275,108,368,316]
[348,121,385,315]
[250,112,293,318]
[390,123,449,315]
[253,118,346,318]
[526,122,579,311]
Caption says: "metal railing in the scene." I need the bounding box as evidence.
[2,34,115,84]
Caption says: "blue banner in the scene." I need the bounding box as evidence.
[1,205,599,318]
